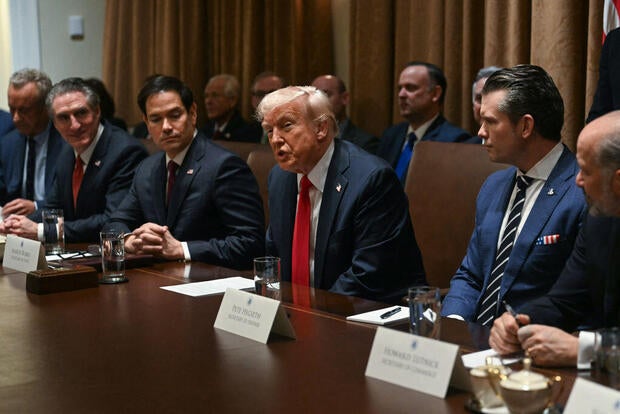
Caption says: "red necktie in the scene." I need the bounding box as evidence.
[167,160,178,205]
[292,176,312,286]
[72,155,84,208]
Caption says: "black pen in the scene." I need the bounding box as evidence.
[380,307,402,319]
[502,300,522,326]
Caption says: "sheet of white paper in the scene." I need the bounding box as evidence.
[461,348,520,368]
[346,306,409,326]
[161,277,255,297]
[46,252,96,261]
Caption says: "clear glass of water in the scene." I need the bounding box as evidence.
[42,209,65,255]
[99,230,127,284]
[254,256,281,300]
[408,286,442,339]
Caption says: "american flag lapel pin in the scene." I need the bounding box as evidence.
[336,183,342,192]
[547,188,555,195]
[94,160,101,167]
[187,169,194,175]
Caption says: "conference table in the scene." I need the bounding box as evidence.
[0,256,602,412]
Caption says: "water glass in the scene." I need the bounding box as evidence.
[42,209,65,254]
[99,230,127,284]
[254,256,281,300]
[408,286,441,339]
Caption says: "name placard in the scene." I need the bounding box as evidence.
[213,288,296,344]
[365,327,470,398]
[564,377,620,414]
[2,235,46,273]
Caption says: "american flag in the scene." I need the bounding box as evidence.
[535,234,560,246]
[604,0,620,42]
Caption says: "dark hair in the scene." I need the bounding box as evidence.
[482,64,564,142]
[46,77,100,117]
[85,78,115,119]
[405,61,447,104]
[137,75,194,115]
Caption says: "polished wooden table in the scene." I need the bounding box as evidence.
[0,259,590,412]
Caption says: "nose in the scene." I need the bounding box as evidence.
[270,127,283,144]
[162,116,173,132]
[398,87,407,98]
[575,170,584,188]
[69,114,81,130]
[477,124,487,139]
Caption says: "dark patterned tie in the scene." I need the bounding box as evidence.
[167,160,178,205]
[25,137,36,200]
[72,155,84,208]
[477,175,534,326]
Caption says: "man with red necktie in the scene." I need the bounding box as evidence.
[257,86,425,304]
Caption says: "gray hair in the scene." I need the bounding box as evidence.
[9,68,52,104]
[472,66,502,102]
[46,77,100,117]
[598,129,620,175]
[255,86,338,137]
[207,74,240,98]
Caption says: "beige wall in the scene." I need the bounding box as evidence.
[0,0,12,110]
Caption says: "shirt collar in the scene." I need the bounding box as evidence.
[407,114,439,139]
[520,142,564,181]
[75,123,104,165]
[166,129,197,167]
[297,139,335,193]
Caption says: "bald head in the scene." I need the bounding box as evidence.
[311,75,349,122]
[576,110,620,216]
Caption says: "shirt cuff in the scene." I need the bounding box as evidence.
[577,331,596,370]
[37,223,45,242]
[181,241,191,261]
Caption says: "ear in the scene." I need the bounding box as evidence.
[189,102,198,126]
[520,114,535,139]
[612,168,620,196]
[430,85,442,103]
[315,118,329,142]
[341,91,350,106]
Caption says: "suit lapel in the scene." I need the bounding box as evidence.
[502,147,576,292]
[166,138,203,225]
[314,141,349,287]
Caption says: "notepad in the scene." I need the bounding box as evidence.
[346,306,410,326]
[161,276,255,297]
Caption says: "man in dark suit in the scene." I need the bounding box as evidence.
[587,27,620,122]
[377,61,477,183]
[1,77,148,242]
[256,86,425,304]
[201,74,260,142]
[0,69,69,217]
[0,109,13,137]
[106,75,265,270]
[490,110,620,368]
[442,65,586,325]
[311,74,379,153]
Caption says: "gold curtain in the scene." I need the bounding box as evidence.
[103,0,333,127]
[349,0,605,151]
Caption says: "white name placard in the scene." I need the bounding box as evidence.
[365,327,470,398]
[2,235,46,273]
[213,288,296,344]
[564,377,620,414]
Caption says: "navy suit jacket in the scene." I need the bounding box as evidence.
[521,215,620,332]
[377,116,477,168]
[107,134,265,270]
[0,109,13,137]
[201,110,261,143]
[339,119,379,154]
[0,124,68,208]
[441,146,587,320]
[266,139,426,304]
[587,27,620,122]
[35,122,148,242]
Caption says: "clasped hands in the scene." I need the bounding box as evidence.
[0,214,38,239]
[124,223,184,260]
[489,312,578,367]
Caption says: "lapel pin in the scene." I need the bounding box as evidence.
[336,183,342,192]
[547,188,555,196]
[94,160,101,167]
[187,169,194,175]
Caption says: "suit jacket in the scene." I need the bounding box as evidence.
[0,109,13,137]
[441,146,587,320]
[107,134,265,270]
[587,27,620,122]
[266,139,426,304]
[339,118,379,154]
[377,116,476,168]
[522,215,620,332]
[36,122,148,242]
[0,123,68,208]
[201,110,261,143]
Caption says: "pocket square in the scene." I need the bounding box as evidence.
[535,234,560,245]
